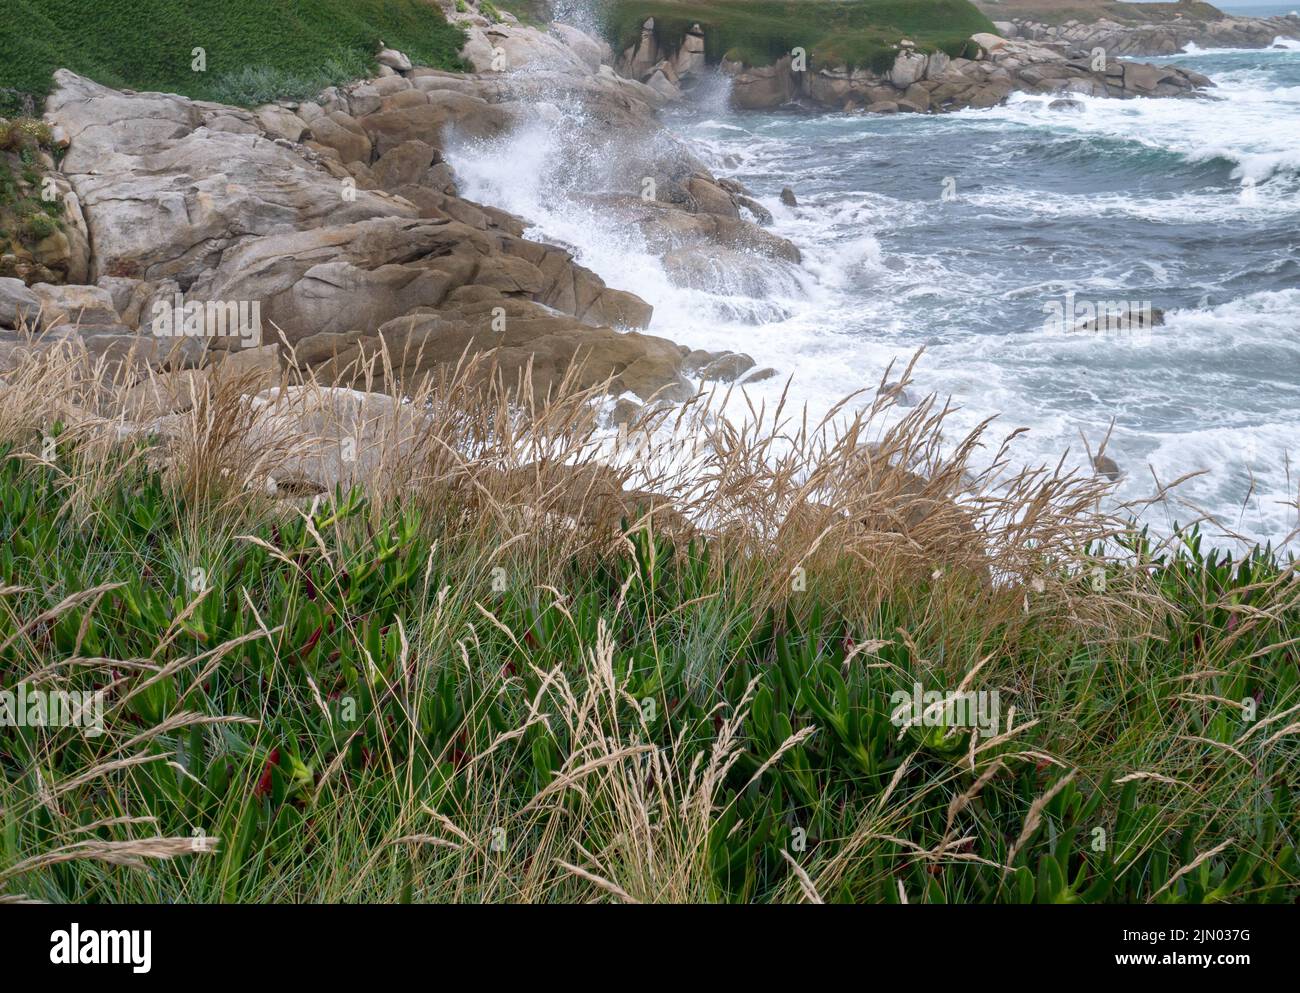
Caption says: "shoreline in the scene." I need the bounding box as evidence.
[1,3,1296,550]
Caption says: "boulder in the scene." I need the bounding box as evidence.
[1093,454,1121,482]
[725,56,798,109]
[644,63,683,101]
[190,217,491,344]
[684,175,740,218]
[241,387,432,497]
[370,139,441,189]
[924,52,951,80]
[359,93,514,157]
[1122,61,1171,93]
[461,21,598,75]
[0,277,40,329]
[890,51,929,89]
[878,381,917,406]
[697,352,757,382]
[296,311,691,402]
[255,105,307,142]
[674,25,707,77]
[662,247,792,298]
[377,48,413,73]
[121,368,211,419]
[307,112,372,164]
[737,196,774,226]
[551,24,611,73]
[30,282,121,330]
[45,71,413,284]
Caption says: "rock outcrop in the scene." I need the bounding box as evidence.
[0,34,690,403]
[730,34,1210,112]
[992,11,1300,58]
[2,10,806,409]
[610,17,1213,113]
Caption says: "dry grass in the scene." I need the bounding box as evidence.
[0,330,1296,903]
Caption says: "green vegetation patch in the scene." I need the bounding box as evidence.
[0,0,468,116]
[971,0,1226,29]
[599,0,996,72]
[1,436,1296,902]
[0,119,66,260]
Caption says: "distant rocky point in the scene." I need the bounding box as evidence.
[613,15,1212,112]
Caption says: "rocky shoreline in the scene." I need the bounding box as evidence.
[0,1,1275,443]
[2,15,798,414]
[615,17,1211,112]
[992,11,1300,58]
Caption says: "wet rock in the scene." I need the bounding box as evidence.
[736,195,773,226]
[1093,454,1121,482]
[698,351,757,382]
[359,92,514,156]
[878,381,917,406]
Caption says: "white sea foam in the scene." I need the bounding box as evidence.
[447,48,1300,549]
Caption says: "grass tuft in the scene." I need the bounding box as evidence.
[0,336,1295,902]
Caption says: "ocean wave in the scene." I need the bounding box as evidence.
[990,87,1300,186]
[1179,37,1300,55]
[450,58,1300,548]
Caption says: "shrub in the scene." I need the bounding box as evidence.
[0,117,53,153]
[22,211,58,241]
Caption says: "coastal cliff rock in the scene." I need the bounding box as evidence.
[612,16,1213,113]
[5,17,783,406]
[991,11,1300,58]
[723,34,1209,111]
[5,64,684,397]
